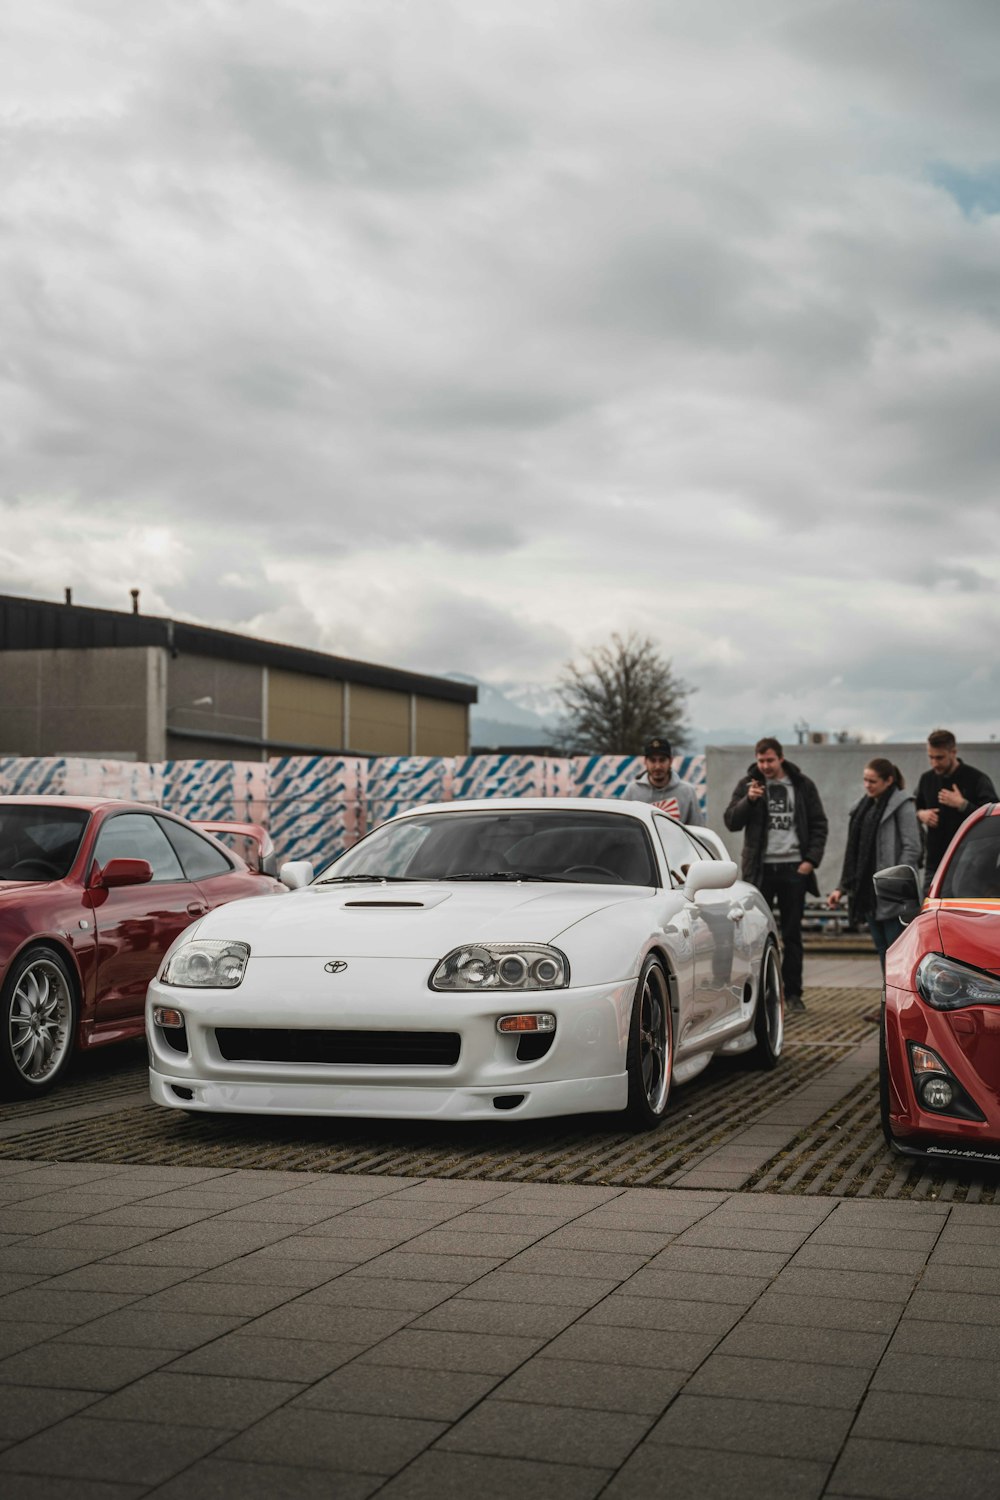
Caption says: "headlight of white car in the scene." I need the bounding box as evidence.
[161,940,250,989]
[431,943,569,992]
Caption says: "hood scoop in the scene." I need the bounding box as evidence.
[343,900,426,909]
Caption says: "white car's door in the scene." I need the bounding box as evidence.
[654,817,746,1039]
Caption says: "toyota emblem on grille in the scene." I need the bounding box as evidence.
[324,961,348,973]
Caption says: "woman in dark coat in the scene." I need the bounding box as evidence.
[828,759,921,970]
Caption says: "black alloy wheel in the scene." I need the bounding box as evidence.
[626,955,673,1130]
[750,941,783,1069]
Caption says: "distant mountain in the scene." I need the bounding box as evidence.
[447,675,561,749]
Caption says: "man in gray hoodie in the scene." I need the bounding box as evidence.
[622,737,705,826]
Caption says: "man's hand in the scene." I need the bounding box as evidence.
[747,779,765,801]
[938,784,968,811]
[827,887,842,907]
[798,861,814,876]
[918,808,939,828]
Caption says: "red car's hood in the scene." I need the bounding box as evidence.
[934,903,1000,976]
[0,880,48,895]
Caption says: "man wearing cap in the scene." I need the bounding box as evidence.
[622,737,705,825]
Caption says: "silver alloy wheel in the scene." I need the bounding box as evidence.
[8,958,73,1086]
[761,943,784,1056]
[639,961,671,1114]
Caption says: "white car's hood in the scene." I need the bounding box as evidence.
[197,881,652,958]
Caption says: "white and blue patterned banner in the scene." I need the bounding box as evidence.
[268,756,364,869]
[0,752,707,863]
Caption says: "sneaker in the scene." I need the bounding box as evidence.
[785,994,806,1012]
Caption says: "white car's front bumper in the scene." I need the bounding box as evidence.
[146,956,635,1122]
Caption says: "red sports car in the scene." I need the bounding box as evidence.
[0,797,285,1097]
[878,802,1000,1164]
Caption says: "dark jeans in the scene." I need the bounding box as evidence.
[759,863,807,998]
[867,915,905,974]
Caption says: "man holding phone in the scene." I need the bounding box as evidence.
[915,729,996,888]
[724,737,828,1012]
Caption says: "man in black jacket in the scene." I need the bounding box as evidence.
[916,729,997,888]
[724,737,828,1012]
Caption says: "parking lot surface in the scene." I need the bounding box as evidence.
[1,956,999,1498]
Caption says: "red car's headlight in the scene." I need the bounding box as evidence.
[916,953,1000,1010]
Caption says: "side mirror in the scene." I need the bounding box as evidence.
[684,860,738,901]
[280,860,315,890]
[97,858,154,889]
[873,864,922,924]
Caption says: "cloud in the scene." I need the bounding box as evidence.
[2,0,999,744]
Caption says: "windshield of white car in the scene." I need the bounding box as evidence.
[440,871,572,882]
[319,810,659,886]
[315,874,424,885]
[939,819,1000,900]
[0,806,90,882]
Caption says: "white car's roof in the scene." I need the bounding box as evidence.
[392,796,654,820]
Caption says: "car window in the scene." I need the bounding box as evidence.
[157,818,234,880]
[0,806,90,881]
[323,810,658,886]
[654,817,709,888]
[939,819,1000,900]
[94,814,185,883]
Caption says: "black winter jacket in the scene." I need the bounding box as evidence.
[723,760,829,897]
[915,760,998,876]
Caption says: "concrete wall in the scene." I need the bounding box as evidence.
[706,742,1000,894]
[0,646,164,761]
[166,655,264,759]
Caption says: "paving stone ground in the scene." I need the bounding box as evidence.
[1,955,999,1499]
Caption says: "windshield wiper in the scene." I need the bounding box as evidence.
[315,874,423,885]
[439,871,570,882]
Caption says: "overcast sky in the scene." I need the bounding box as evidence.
[3,0,999,744]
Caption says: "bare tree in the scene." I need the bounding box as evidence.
[555,632,693,754]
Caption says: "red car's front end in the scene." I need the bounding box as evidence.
[882,804,1000,1164]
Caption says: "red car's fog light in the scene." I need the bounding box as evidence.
[920,1077,955,1111]
[905,1041,986,1122]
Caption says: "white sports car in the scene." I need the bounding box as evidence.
[147,798,783,1129]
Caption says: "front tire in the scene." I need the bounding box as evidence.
[626,956,673,1130]
[1,947,78,1098]
[749,941,783,1069]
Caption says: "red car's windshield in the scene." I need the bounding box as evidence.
[939,818,1000,900]
[0,806,91,881]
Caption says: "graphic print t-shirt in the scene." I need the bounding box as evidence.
[765,778,800,862]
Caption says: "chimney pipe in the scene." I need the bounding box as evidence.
[130,588,140,615]
[64,587,72,605]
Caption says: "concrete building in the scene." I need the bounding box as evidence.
[0,592,476,762]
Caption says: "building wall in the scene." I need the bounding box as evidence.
[266,669,344,752]
[415,696,468,756]
[0,647,162,760]
[0,643,471,761]
[348,684,411,755]
[706,742,1000,895]
[165,655,264,758]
